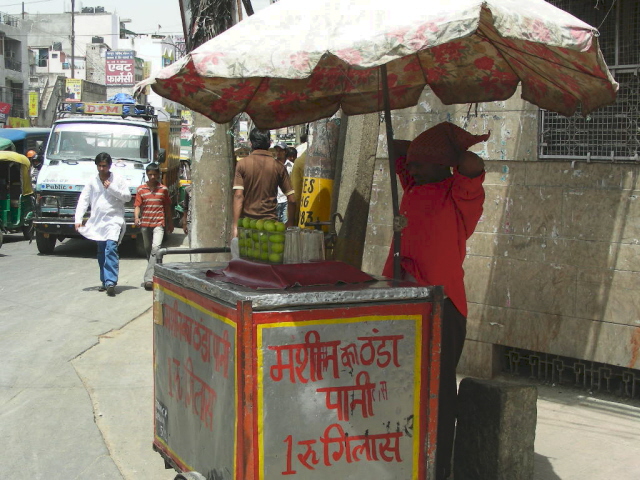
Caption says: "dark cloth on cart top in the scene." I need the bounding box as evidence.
[207,259,375,289]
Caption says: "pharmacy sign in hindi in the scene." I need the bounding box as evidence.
[105,51,135,86]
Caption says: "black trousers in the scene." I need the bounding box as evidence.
[436,298,467,480]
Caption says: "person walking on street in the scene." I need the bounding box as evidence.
[75,152,132,297]
[134,163,174,291]
[276,145,296,223]
[232,129,295,238]
[383,122,490,480]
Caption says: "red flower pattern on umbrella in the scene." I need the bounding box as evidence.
[522,42,558,62]
[474,56,495,70]
[432,42,465,64]
[289,52,311,72]
[195,51,225,71]
[386,26,410,44]
[406,23,439,51]
[479,75,504,97]
[426,66,448,83]
[404,59,422,72]
[221,80,256,102]
[337,48,363,65]
[529,20,552,43]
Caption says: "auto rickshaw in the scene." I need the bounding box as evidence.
[0,151,36,248]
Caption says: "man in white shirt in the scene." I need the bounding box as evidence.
[75,152,132,296]
[275,144,295,223]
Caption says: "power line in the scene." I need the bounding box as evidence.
[0,0,54,6]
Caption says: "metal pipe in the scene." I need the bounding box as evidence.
[156,247,230,264]
[381,64,401,281]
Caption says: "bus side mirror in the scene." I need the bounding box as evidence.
[157,148,166,163]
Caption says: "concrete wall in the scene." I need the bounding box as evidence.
[357,87,640,376]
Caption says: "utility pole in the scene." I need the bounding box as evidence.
[70,0,75,78]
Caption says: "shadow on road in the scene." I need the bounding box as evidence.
[38,233,189,259]
[535,453,562,480]
[0,234,29,244]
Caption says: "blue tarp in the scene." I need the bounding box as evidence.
[107,93,136,104]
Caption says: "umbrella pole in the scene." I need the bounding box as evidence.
[381,65,402,281]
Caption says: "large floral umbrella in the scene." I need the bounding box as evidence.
[139,0,617,127]
[138,0,617,278]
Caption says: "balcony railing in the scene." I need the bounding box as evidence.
[0,12,20,28]
[4,57,22,72]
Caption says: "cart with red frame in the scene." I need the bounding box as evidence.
[152,258,442,480]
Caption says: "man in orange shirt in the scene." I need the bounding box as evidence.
[134,163,174,290]
[383,122,490,480]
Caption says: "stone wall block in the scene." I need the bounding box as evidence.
[525,162,626,189]
[454,378,537,480]
[561,189,627,242]
[575,269,640,326]
[466,304,640,368]
[457,340,501,379]
[465,257,577,317]
[484,161,526,186]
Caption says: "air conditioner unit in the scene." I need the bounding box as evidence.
[95,6,105,13]
[82,7,95,13]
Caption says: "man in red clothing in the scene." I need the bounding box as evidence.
[383,122,489,480]
[134,163,174,290]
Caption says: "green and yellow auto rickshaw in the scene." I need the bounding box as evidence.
[0,151,35,248]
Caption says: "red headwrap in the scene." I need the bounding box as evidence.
[407,122,490,166]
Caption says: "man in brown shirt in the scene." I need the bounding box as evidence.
[232,128,295,238]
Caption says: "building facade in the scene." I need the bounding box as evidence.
[0,11,30,124]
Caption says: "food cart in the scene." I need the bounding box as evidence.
[152,254,443,480]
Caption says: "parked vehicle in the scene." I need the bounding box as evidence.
[33,96,181,255]
[0,128,51,187]
[0,151,36,248]
[0,128,51,156]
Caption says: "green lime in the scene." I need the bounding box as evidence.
[242,217,251,228]
[264,220,275,232]
[256,219,265,230]
[269,234,285,243]
[274,221,286,232]
[269,253,283,263]
[249,219,257,229]
[271,243,284,253]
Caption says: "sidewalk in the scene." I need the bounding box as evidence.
[75,308,640,480]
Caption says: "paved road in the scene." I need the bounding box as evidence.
[0,232,181,479]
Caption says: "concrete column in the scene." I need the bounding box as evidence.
[454,377,537,480]
[299,112,342,229]
[333,113,379,269]
[190,113,234,262]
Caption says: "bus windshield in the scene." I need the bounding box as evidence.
[46,122,151,162]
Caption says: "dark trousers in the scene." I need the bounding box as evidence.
[436,298,467,480]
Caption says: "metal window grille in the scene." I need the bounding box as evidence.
[540,0,640,161]
[502,346,640,401]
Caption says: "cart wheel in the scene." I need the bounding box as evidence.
[35,231,56,254]
[174,473,206,480]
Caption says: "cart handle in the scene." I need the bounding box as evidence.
[156,247,231,264]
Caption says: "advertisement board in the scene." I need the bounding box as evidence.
[106,51,136,86]
[65,79,82,101]
[28,91,39,117]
